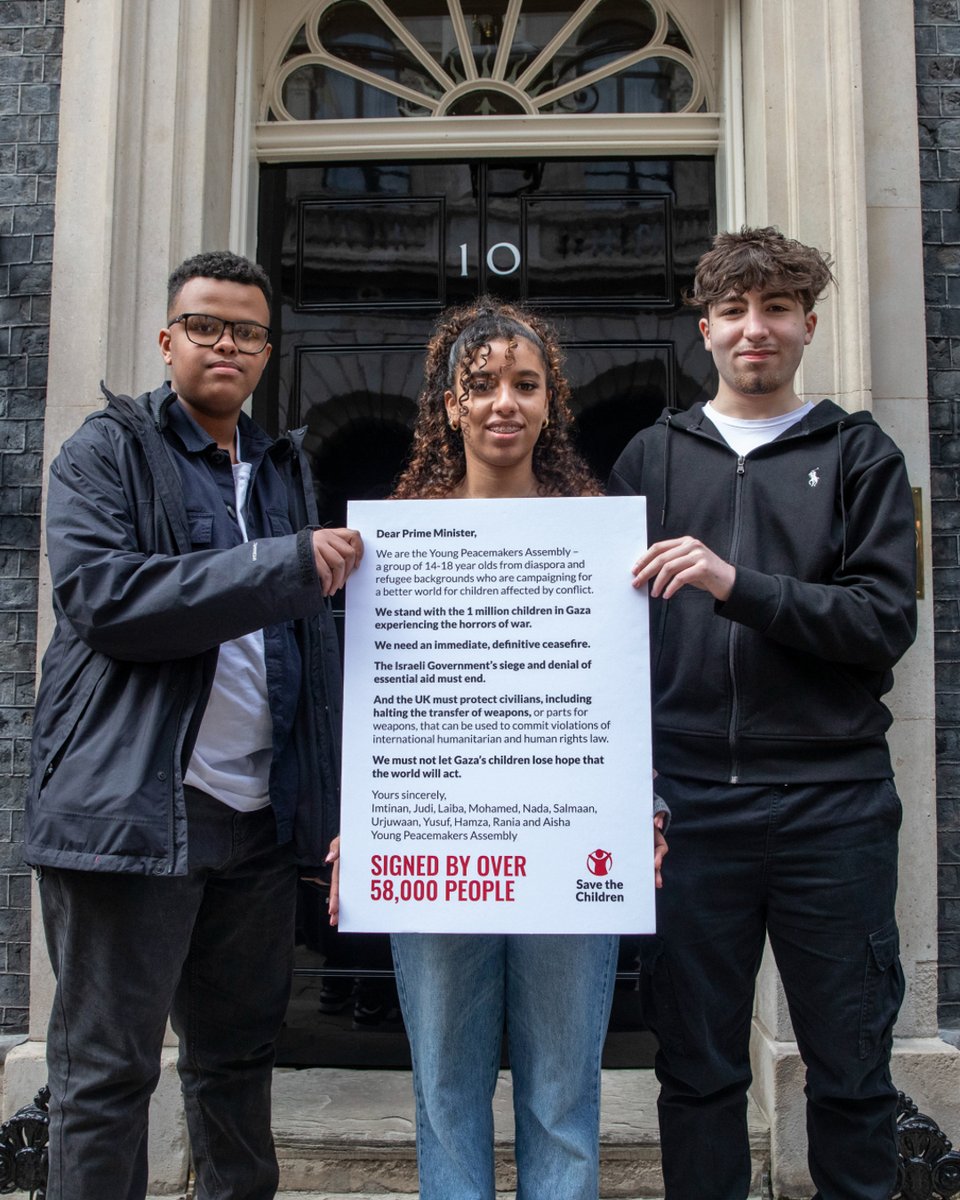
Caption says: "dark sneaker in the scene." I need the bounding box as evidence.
[317,978,353,1014]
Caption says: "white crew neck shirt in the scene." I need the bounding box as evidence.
[702,399,813,456]
[183,434,273,812]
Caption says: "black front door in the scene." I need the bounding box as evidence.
[257,155,716,1066]
[257,156,715,513]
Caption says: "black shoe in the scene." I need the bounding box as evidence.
[317,979,352,1014]
[352,993,400,1032]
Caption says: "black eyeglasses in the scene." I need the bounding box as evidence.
[170,313,271,354]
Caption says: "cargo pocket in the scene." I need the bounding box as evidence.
[859,921,905,1061]
[638,935,686,1054]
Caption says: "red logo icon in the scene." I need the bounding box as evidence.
[586,849,612,877]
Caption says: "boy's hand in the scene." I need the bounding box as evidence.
[633,536,735,602]
[312,529,363,596]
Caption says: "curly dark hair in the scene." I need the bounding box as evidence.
[687,226,836,314]
[167,250,272,316]
[392,298,602,499]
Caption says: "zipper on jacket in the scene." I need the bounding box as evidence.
[727,455,746,783]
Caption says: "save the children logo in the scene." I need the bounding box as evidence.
[576,849,625,903]
[586,848,612,876]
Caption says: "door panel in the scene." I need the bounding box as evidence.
[258,155,715,1067]
[297,198,447,308]
[522,194,671,302]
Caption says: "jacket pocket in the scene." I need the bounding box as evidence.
[186,510,213,547]
[267,507,294,537]
[859,921,904,1060]
[33,652,109,794]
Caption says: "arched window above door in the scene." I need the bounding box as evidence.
[263,0,711,123]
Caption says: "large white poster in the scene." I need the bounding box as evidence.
[338,496,653,934]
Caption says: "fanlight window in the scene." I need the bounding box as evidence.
[268,0,708,122]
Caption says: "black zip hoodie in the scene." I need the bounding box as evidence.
[608,399,917,784]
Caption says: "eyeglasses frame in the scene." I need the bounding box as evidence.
[169,313,272,355]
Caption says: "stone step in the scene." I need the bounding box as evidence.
[271,1068,771,1197]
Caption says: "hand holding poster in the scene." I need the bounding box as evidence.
[338,495,653,934]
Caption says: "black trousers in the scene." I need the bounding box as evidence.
[40,788,298,1200]
[643,776,905,1200]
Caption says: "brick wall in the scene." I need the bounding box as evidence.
[917,0,960,1031]
[0,0,61,1033]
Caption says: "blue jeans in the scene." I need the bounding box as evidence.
[40,788,298,1200]
[391,932,618,1200]
[644,777,904,1200]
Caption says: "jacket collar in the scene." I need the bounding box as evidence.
[98,381,316,534]
[101,380,303,465]
[164,394,279,471]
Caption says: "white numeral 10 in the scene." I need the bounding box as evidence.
[459,242,521,277]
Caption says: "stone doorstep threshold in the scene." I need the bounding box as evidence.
[271,1067,771,1197]
[0,1049,769,1198]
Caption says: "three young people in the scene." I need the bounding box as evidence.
[29,226,916,1200]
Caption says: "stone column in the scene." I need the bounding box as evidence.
[740,0,960,1194]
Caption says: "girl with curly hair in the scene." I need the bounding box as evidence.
[389,298,664,1200]
[392,297,601,501]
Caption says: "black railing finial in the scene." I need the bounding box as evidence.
[0,1085,48,1198]
[893,1092,960,1199]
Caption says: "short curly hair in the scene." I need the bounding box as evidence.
[167,251,272,315]
[688,226,835,314]
[392,297,601,499]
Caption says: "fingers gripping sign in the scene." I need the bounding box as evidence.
[653,812,668,889]
[301,835,341,925]
[312,527,364,596]
[326,835,341,926]
[632,536,736,602]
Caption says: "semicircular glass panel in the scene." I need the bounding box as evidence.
[318,0,445,100]
[538,54,694,115]
[271,0,705,119]
[282,63,432,120]
[447,89,530,116]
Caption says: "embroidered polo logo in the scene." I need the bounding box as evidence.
[807,468,821,488]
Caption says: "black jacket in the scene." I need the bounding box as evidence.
[26,384,344,874]
[609,400,917,783]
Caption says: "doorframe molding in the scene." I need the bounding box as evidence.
[235,0,740,254]
[255,112,721,164]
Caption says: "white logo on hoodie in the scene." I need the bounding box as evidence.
[808,468,821,488]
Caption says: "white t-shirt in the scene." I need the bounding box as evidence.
[702,399,813,456]
[184,439,273,812]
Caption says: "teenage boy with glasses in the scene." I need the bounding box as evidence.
[27,251,362,1200]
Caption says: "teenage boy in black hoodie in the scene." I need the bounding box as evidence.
[609,227,917,1200]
